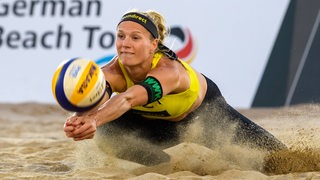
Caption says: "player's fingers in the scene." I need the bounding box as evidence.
[63,125,74,133]
[66,132,75,138]
[73,123,96,139]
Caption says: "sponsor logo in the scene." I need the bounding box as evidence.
[171,27,197,64]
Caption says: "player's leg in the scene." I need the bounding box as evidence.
[193,75,287,151]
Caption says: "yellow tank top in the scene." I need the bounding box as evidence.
[118,52,200,119]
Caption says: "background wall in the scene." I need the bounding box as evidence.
[0,0,289,108]
[252,0,320,107]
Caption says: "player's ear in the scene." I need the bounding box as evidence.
[151,38,159,53]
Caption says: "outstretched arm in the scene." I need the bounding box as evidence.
[64,84,148,141]
[95,84,148,126]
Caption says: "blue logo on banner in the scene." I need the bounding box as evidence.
[95,54,115,66]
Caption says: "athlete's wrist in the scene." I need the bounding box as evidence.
[92,112,101,127]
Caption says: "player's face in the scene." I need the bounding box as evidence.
[116,21,157,67]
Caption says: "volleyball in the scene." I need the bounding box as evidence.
[52,58,106,112]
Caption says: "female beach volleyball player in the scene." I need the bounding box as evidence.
[64,9,286,165]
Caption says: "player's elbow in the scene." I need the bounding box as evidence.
[123,85,149,107]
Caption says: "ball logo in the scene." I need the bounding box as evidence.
[77,64,97,94]
[69,64,81,78]
[89,80,104,103]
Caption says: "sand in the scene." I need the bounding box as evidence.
[1,103,320,179]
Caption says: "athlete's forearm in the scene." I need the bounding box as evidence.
[94,85,148,126]
[94,93,132,127]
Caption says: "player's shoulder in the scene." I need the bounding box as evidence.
[101,57,126,92]
[101,56,120,72]
[157,55,180,68]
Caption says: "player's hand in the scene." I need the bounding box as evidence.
[64,114,97,141]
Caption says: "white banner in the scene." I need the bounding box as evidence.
[0,0,289,108]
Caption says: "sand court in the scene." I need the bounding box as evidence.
[1,103,320,179]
